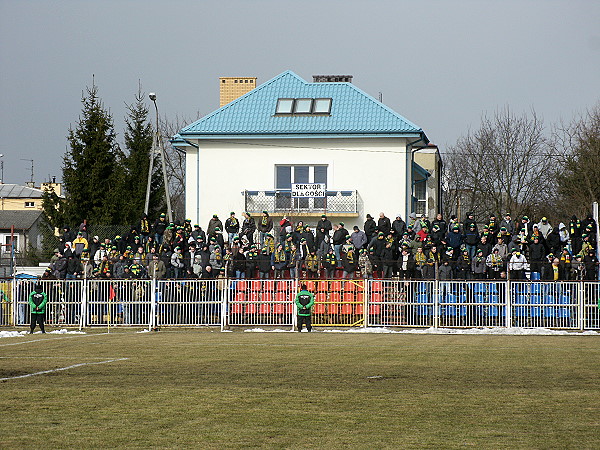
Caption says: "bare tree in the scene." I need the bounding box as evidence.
[443,107,554,223]
[159,113,201,220]
[552,103,600,218]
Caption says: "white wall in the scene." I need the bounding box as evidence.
[186,137,411,230]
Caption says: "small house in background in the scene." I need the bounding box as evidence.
[0,182,62,211]
[0,210,45,257]
[174,70,438,229]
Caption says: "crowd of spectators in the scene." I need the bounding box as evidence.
[43,210,599,282]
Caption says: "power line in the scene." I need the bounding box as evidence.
[179,138,572,158]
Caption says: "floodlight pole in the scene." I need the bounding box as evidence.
[145,93,173,223]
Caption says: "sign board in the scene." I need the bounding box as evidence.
[291,183,326,198]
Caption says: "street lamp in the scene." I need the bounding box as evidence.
[144,93,173,222]
[0,154,3,184]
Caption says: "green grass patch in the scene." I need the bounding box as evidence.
[1,329,599,448]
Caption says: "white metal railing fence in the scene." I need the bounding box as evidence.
[5,278,600,330]
[155,279,224,328]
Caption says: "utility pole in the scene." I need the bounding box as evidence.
[145,93,173,223]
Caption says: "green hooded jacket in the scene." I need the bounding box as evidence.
[295,290,315,316]
[28,290,48,315]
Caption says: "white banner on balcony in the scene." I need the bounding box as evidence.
[291,183,326,198]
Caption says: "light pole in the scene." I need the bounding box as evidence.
[144,93,173,223]
[0,154,4,184]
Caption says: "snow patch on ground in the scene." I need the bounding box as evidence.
[0,329,85,338]
[48,329,86,335]
[0,330,28,338]
[322,327,599,336]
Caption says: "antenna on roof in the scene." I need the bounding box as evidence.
[21,159,34,185]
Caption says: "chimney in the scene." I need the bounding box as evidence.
[312,75,353,83]
[219,77,257,107]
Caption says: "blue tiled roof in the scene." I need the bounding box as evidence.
[179,71,426,138]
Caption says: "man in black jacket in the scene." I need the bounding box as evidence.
[392,215,407,240]
[378,213,391,236]
[332,223,349,265]
[257,250,272,279]
[364,214,377,244]
[528,237,546,276]
[241,212,257,245]
[315,214,332,249]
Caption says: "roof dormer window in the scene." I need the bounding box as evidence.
[313,98,332,114]
[294,98,313,114]
[275,98,332,115]
[275,98,295,114]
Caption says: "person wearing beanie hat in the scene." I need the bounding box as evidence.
[392,214,407,238]
[537,216,553,239]
[241,212,257,245]
[508,249,528,280]
[28,283,48,333]
[225,212,240,244]
[364,214,377,244]
[472,248,487,279]
[258,210,273,248]
[153,213,168,245]
[316,214,333,250]
[207,214,223,239]
[332,223,349,264]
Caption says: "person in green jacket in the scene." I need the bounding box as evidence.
[28,283,48,334]
[295,284,315,332]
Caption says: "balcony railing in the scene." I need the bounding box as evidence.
[243,190,359,215]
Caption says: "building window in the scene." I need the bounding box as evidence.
[294,99,313,114]
[1,234,19,253]
[275,98,295,114]
[222,79,226,83]
[275,165,328,209]
[24,201,35,208]
[414,181,427,215]
[313,98,332,114]
[275,98,332,115]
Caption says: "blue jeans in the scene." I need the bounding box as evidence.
[465,244,476,260]
[334,244,342,264]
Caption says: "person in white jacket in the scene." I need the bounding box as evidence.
[508,251,528,280]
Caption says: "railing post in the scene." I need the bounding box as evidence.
[433,278,440,329]
[79,278,87,331]
[149,277,157,331]
[363,277,368,328]
[11,275,17,327]
[505,279,512,328]
[221,278,228,332]
[577,281,585,331]
[292,278,298,332]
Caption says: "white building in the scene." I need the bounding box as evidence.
[174,71,434,229]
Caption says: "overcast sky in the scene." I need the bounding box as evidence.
[0,0,598,185]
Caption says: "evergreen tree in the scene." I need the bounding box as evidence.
[61,82,124,225]
[121,85,165,224]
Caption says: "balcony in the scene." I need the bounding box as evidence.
[243,190,359,217]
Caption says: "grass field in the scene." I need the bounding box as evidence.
[1,328,600,449]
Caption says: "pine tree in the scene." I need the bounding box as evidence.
[121,85,165,225]
[61,82,125,224]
